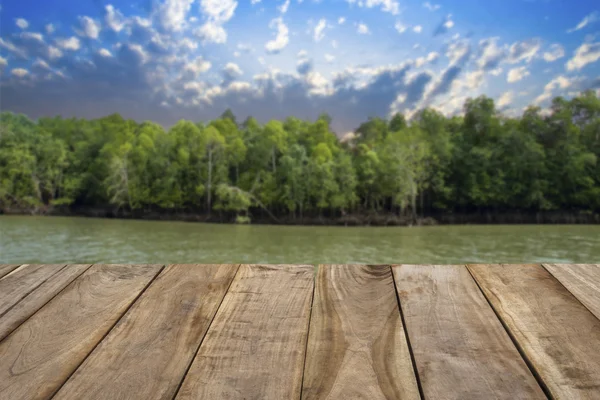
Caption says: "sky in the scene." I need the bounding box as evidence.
[0,0,599,135]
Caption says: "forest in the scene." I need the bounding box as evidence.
[0,91,599,225]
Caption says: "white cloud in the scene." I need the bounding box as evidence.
[345,0,399,15]
[265,17,289,53]
[180,37,198,50]
[224,62,243,77]
[251,0,261,4]
[32,58,50,70]
[325,53,335,63]
[566,42,600,71]
[497,91,514,108]
[444,18,454,30]
[98,48,113,57]
[184,56,212,76]
[314,19,327,41]
[105,5,126,32]
[534,75,574,105]
[20,32,44,42]
[413,25,422,33]
[195,21,227,44]
[395,21,407,34]
[56,37,81,51]
[446,39,470,65]
[567,11,599,33]
[415,52,439,67]
[15,18,29,29]
[358,23,370,34]
[331,40,338,49]
[507,38,541,64]
[297,49,308,58]
[278,0,290,14]
[0,56,7,69]
[11,68,29,78]
[159,0,194,31]
[507,66,530,83]
[45,24,55,34]
[423,2,440,11]
[543,43,565,62]
[76,16,101,39]
[477,37,505,70]
[201,0,237,22]
[338,17,346,24]
[48,46,63,59]
[490,67,503,76]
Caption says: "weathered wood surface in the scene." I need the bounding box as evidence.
[0,264,91,341]
[468,263,600,400]
[175,264,314,400]
[1,263,599,400]
[0,264,162,400]
[54,264,239,400]
[302,264,419,400]
[543,263,600,320]
[0,264,21,280]
[0,264,65,318]
[393,264,545,399]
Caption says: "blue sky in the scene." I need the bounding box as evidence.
[0,0,599,134]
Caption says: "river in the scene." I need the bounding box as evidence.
[1,216,599,264]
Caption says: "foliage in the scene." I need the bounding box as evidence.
[1,92,599,219]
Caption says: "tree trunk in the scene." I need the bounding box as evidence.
[207,148,212,215]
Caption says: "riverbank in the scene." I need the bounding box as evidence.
[2,206,599,226]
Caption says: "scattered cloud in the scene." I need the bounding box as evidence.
[265,17,289,53]
[423,2,441,11]
[534,75,574,105]
[566,42,600,71]
[15,18,29,29]
[507,66,530,83]
[567,11,599,33]
[278,0,290,14]
[434,14,454,36]
[357,23,370,34]
[314,19,327,42]
[413,25,422,33]
[338,17,346,24]
[543,43,565,62]
[345,0,400,16]
[45,24,55,34]
[395,21,407,34]
[507,38,541,64]
[76,16,101,39]
[324,53,335,63]
[56,37,81,51]
[105,5,126,32]
[11,68,29,77]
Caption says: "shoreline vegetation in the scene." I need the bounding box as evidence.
[1,92,599,226]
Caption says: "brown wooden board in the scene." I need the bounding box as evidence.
[0,264,66,318]
[543,263,600,320]
[175,264,314,400]
[0,264,162,400]
[0,264,21,280]
[0,264,92,341]
[393,264,545,399]
[468,263,600,399]
[302,264,420,400]
[53,264,239,400]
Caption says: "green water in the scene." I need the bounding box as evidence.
[1,215,599,264]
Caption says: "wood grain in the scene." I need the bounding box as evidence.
[0,264,92,341]
[393,264,544,399]
[468,263,600,399]
[53,264,239,400]
[543,264,600,320]
[0,264,162,400]
[0,264,66,318]
[175,264,314,400]
[0,265,21,280]
[302,264,419,400]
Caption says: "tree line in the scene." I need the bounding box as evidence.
[1,91,599,223]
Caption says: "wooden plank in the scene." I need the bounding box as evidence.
[0,264,66,318]
[175,264,314,400]
[0,264,21,280]
[543,264,600,320]
[302,265,420,400]
[0,264,162,400]
[0,264,92,341]
[393,265,545,399]
[468,263,600,399]
[53,264,239,400]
